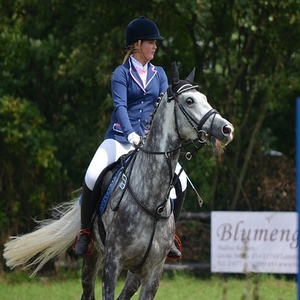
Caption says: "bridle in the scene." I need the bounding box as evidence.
[131,83,219,214]
[167,83,219,144]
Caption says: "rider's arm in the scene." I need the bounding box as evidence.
[111,67,135,140]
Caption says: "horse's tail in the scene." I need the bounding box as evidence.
[3,200,81,277]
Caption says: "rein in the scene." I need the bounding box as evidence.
[120,150,172,273]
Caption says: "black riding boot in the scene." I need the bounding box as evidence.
[74,181,94,257]
[167,177,186,259]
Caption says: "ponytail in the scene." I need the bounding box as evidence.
[122,40,142,64]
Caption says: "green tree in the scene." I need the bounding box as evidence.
[0,95,62,237]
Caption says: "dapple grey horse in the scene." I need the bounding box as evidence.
[4,62,234,299]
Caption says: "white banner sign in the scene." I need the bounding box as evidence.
[211,211,298,274]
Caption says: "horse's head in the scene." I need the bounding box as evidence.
[167,62,234,153]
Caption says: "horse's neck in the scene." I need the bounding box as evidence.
[128,99,181,202]
[144,98,181,153]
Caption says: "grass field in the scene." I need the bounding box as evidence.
[0,271,296,300]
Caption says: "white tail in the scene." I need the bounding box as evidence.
[3,200,81,277]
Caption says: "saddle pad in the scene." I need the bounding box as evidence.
[99,167,122,215]
[92,150,136,216]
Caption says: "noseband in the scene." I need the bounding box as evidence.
[167,84,218,143]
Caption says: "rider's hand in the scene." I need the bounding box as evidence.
[128,132,141,147]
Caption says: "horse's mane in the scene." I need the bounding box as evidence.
[146,63,196,136]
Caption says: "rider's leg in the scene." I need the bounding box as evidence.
[74,139,133,257]
[74,181,94,257]
[167,164,187,259]
[173,181,186,223]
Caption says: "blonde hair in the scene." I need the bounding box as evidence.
[122,40,142,64]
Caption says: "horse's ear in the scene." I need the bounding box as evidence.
[186,67,195,84]
[170,61,180,86]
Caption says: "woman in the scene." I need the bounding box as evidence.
[74,16,186,259]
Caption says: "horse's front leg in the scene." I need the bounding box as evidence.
[81,249,102,300]
[138,262,165,300]
[116,271,141,300]
[102,253,122,300]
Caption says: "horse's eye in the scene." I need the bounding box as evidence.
[186,97,194,105]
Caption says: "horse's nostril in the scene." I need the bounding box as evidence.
[223,125,231,135]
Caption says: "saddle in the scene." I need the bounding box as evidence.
[90,150,135,216]
[89,150,135,245]
[89,149,181,245]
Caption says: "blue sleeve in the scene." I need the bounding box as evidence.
[111,66,134,139]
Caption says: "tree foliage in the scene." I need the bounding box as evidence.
[0,0,299,266]
[0,96,62,234]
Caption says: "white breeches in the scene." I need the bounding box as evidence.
[84,139,187,196]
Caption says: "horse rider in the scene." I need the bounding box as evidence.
[74,16,187,259]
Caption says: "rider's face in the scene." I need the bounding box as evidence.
[134,40,157,65]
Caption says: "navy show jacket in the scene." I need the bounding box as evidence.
[105,58,168,144]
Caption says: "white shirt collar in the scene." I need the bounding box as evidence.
[130,55,148,72]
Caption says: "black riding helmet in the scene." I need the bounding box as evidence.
[126,16,164,47]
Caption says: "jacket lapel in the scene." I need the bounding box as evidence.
[128,59,158,93]
[128,59,146,93]
[145,63,157,88]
